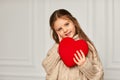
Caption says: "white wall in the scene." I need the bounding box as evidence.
[0,0,120,80]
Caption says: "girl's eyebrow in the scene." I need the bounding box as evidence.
[54,26,61,31]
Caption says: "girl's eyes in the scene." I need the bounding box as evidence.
[56,23,69,31]
[65,23,69,26]
[57,28,62,31]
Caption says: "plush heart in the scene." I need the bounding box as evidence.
[58,37,89,67]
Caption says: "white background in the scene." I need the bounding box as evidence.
[0,0,120,80]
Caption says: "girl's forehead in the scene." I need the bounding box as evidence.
[55,17,71,23]
[54,18,70,26]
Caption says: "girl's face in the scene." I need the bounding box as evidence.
[54,18,76,39]
[54,18,75,38]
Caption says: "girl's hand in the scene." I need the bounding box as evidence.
[58,34,62,42]
[73,50,86,66]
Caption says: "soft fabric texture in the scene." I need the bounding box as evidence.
[58,37,89,67]
[42,35,104,80]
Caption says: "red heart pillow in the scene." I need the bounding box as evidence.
[58,37,89,67]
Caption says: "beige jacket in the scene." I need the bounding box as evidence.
[42,38,104,80]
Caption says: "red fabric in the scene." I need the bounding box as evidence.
[58,37,89,67]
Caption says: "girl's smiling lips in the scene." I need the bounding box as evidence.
[65,31,71,37]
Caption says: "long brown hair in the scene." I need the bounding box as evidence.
[49,9,97,52]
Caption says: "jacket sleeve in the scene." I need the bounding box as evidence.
[78,42,104,80]
[42,44,60,75]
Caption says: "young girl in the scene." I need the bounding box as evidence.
[42,9,104,80]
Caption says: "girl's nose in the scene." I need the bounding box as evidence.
[63,27,67,33]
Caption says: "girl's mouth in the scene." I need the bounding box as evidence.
[65,31,71,37]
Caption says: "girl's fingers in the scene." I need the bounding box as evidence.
[73,57,78,64]
[80,50,85,58]
[76,50,82,59]
[73,50,86,66]
[58,34,62,42]
[74,52,79,61]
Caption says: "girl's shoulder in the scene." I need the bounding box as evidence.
[47,43,59,55]
[50,43,59,51]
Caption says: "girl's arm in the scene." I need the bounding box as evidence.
[74,42,104,80]
[42,44,60,75]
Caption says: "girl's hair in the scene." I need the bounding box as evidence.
[49,9,97,52]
